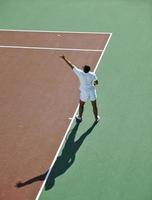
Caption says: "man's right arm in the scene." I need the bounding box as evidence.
[60,55,74,69]
[93,73,99,86]
[94,80,98,86]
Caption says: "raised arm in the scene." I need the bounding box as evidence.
[60,55,74,69]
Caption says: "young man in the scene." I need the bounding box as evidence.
[61,55,100,123]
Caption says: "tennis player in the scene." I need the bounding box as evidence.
[61,55,100,123]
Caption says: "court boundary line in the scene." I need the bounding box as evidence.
[94,33,112,72]
[0,28,112,35]
[0,45,103,52]
[35,32,112,200]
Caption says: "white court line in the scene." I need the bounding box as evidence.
[0,45,103,52]
[94,32,112,72]
[35,105,79,200]
[68,117,73,120]
[0,28,112,35]
[35,32,112,200]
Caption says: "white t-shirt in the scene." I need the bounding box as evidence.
[73,66,97,91]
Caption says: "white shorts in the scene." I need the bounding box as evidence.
[80,89,97,102]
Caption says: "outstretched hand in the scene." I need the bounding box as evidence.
[60,55,74,69]
[60,55,65,60]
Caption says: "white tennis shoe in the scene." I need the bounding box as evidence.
[95,115,101,123]
[75,115,82,122]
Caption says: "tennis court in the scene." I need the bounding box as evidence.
[0,30,111,199]
[0,1,152,200]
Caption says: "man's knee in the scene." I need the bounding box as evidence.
[80,100,85,107]
[91,100,97,108]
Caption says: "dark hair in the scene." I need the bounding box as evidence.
[83,65,91,73]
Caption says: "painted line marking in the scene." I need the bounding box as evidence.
[35,32,112,200]
[0,45,103,52]
[35,105,79,200]
[68,117,73,120]
[94,33,112,72]
[0,29,112,35]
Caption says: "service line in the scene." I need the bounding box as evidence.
[0,45,103,52]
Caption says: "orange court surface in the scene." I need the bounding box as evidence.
[0,30,111,200]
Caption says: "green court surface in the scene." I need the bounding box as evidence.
[1,0,152,200]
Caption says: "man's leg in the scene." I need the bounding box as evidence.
[91,100,99,121]
[78,100,85,118]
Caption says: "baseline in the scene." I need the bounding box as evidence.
[0,28,112,35]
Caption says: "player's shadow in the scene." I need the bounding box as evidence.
[16,121,97,190]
